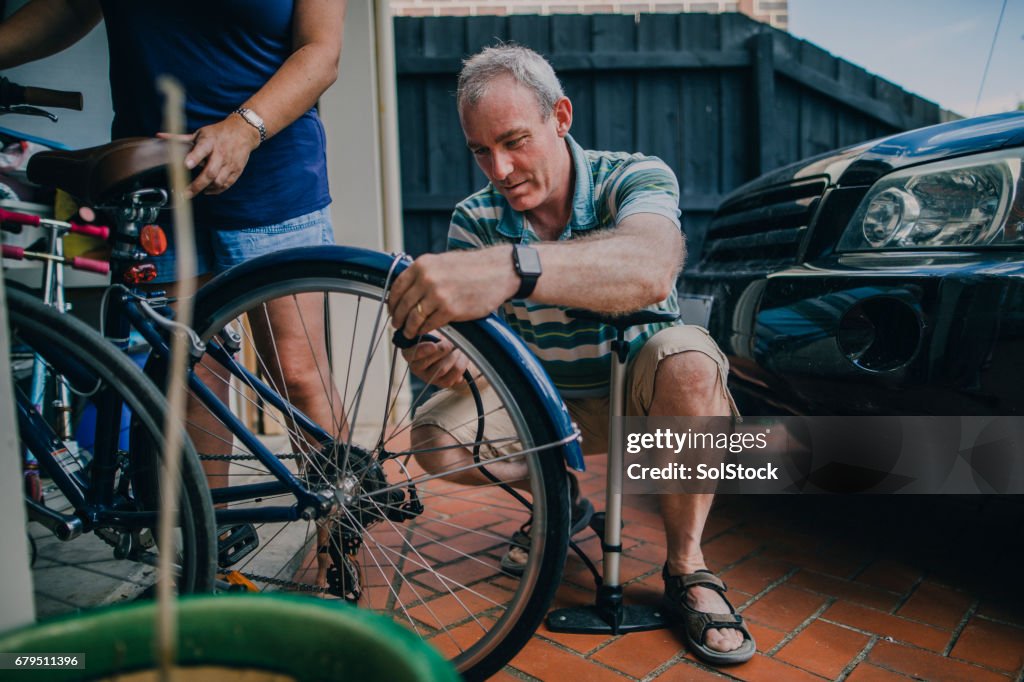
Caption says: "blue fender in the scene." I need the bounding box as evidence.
[193,244,585,471]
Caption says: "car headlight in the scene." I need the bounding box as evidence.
[838,149,1023,251]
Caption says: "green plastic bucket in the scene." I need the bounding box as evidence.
[0,594,459,682]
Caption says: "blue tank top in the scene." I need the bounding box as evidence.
[99,0,331,229]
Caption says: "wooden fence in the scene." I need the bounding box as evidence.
[395,12,941,261]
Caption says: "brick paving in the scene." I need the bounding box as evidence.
[497,461,1024,681]
[29,450,1024,681]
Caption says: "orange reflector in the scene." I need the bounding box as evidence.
[139,224,168,256]
[124,263,158,284]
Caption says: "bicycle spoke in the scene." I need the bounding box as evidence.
[383,398,508,453]
[344,498,489,642]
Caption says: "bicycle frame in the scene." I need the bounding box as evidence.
[120,298,330,521]
[14,333,159,534]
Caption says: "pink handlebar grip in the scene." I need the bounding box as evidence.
[0,208,41,227]
[69,223,110,240]
[2,244,26,259]
[70,256,111,274]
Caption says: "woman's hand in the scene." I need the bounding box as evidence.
[157,113,261,197]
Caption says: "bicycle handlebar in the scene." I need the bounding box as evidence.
[70,256,111,274]
[0,208,110,240]
[23,85,83,111]
[67,222,110,239]
[0,207,41,227]
[2,244,111,275]
[0,77,83,110]
[2,244,24,259]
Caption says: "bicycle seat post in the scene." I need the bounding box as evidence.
[548,309,677,635]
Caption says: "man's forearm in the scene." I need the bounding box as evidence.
[528,216,685,313]
[389,214,685,336]
[0,0,101,70]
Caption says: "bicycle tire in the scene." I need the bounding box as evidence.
[156,248,575,680]
[6,287,216,607]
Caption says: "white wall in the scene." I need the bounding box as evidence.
[0,277,36,629]
[2,0,114,148]
[320,0,404,434]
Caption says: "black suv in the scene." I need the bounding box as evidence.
[681,112,1024,416]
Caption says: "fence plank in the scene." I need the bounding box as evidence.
[752,31,777,173]
[397,78,427,196]
[681,71,722,198]
[465,15,507,52]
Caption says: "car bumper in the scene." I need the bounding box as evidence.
[685,251,1024,415]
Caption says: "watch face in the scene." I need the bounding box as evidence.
[242,109,263,127]
[515,245,542,276]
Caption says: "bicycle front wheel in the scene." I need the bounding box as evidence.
[6,287,216,613]
[171,248,575,680]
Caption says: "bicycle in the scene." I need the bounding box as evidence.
[6,285,217,596]
[3,79,584,679]
[2,80,217,607]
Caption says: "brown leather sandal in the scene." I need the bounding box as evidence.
[499,472,593,576]
[663,566,756,665]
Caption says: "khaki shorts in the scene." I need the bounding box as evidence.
[412,325,738,456]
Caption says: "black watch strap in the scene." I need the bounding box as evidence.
[512,244,541,300]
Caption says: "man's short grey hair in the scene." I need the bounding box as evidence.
[457,44,565,118]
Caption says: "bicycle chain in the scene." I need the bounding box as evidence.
[236,571,331,594]
[199,453,303,461]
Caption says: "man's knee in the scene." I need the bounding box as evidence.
[655,351,722,404]
[411,424,478,484]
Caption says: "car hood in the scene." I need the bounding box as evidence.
[720,111,1024,204]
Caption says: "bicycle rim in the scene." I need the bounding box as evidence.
[179,264,572,679]
[7,288,216,615]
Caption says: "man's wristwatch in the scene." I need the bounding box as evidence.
[511,244,542,300]
[234,107,266,145]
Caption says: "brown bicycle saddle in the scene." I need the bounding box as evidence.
[26,137,179,205]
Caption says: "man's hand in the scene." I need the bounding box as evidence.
[402,336,469,388]
[157,113,261,198]
[389,248,518,338]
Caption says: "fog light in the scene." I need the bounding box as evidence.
[836,305,876,361]
[838,297,921,372]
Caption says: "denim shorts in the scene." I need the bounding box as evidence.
[147,206,335,283]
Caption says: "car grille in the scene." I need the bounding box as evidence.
[700,177,828,270]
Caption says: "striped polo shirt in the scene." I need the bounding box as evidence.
[448,134,683,397]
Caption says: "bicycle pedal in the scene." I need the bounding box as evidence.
[217,523,259,568]
[217,570,259,592]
